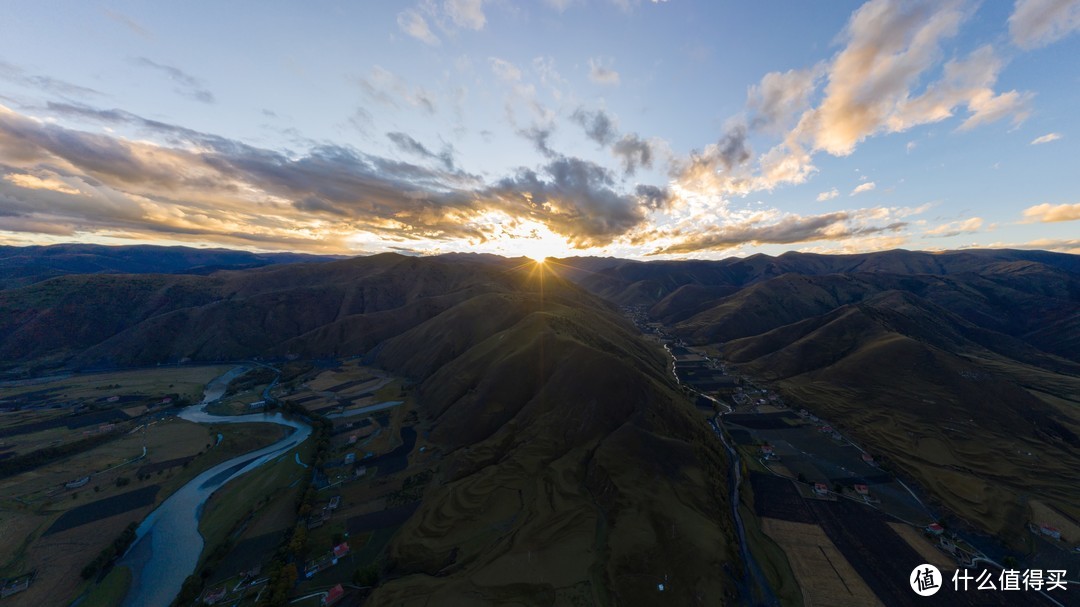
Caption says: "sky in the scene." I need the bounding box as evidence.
[0,0,1078,259]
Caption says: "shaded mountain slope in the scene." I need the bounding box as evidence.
[585,251,1080,545]
[0,251,742,605]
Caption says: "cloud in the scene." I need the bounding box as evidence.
[648,211,908,255]
[817,188,839,202]
[1031,132,1062,145]
[666,0,1033,206]
[588,58,621,85]
[1009,0,1080,49]
[794,2,1028,156]
[1022,202,1080,222]
[850,182,876,196]
[357,66,437,114]
[0,61,103,99]
[924,216,983,237]
[397,9,440,45]
[103,9,152,39]
[570,108,617,147]
[485,156,648,245]
[445,0,487,29]
[0,104,658,252]
[516,125,557,158]
[489,57,522,82]
[747,66,822,132]
[611,134,655,175]
[386,132,455,170]
[3,171,81,196]
[133,57,215,104]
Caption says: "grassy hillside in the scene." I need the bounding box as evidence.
[580,251,1080,547]
[0,252,743,604]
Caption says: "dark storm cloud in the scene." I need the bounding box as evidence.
[650,212,908,255]
[133,58,215,104]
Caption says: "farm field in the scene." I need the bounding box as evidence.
[0,368,287,607]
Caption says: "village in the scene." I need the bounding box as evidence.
[624,305,1080,606]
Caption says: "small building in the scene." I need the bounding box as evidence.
[861,452,875,464]
[354,465,368,478]
[819,425,833,433]
[854,484,869,496]
[323,584,345,606]
[65,476,90,489]
[333,542,350,560]
[760,445,774,456]
[328,495,341,510]
[926,523,945,536]
[344,452,356,464]
[107,395,120,403]
[348,434,358,445]
[247,400,265,410]
[1040,524,1062,540]
[813,483,829,496]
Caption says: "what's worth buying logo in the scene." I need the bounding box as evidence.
[910,564,942,596]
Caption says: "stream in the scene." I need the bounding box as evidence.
[665,345,778,606]
[116,366,312,607]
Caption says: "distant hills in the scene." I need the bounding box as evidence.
[564,248,1080,544]
[0,243,339,289]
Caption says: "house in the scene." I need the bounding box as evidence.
[926,523,945,536]
[247,400,265,410]
[323,584,345,606]
[813,483,829,496]
[1040,524,1062,540]
[861,452,875,464]
[333,542,350,559]
[854,484,869,496]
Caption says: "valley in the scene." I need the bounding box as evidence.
[0,247,1077,605]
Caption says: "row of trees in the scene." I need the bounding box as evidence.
[257,403,333,607]
[80,522,138,580]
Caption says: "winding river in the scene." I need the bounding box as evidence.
[116,366,312,607]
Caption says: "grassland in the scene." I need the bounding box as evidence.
[0,413,286,607]
[0,365,230,403]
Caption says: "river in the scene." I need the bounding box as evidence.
[116,366,313,607]
[664,344,778,606]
